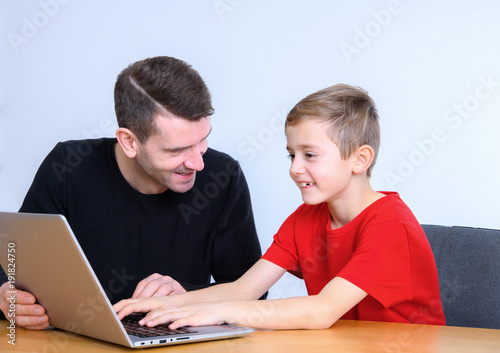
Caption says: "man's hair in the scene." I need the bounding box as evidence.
[114,56,214,142]
[286,84,380,177]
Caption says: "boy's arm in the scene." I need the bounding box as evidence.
[116,261,367,330]
[148,276,367,330]
[223,276,367,330]
[114,259,286,319]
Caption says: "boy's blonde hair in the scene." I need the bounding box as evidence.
[286,84,380,177]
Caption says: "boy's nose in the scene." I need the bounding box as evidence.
[290,159,305,175]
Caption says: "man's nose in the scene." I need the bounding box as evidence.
[184,146,205,171]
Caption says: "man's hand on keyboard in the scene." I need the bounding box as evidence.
[132,273,186,298]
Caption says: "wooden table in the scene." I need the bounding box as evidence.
[2,319,499,353]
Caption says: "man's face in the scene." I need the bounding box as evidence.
[134,114,212,194]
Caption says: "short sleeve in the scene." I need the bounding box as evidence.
[262,210,301,273]
[337,221,413,308]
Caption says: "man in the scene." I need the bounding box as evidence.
[0,56,263,330]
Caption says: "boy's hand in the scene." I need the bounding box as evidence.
[140,302,227,329]
[114,297,226,329]
[132,273,186,298]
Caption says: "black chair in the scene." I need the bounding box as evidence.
[422,224,500,329]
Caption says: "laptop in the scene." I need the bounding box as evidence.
[0,211,254,348]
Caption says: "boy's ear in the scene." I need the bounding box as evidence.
[116,127,139,158]
[352,145,374,175]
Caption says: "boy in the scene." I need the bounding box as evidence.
[114,84,446,329]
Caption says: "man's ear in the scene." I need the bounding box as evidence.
[116,127,139,158]
[352,145,374,175]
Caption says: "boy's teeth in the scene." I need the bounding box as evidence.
[300,182,313,187]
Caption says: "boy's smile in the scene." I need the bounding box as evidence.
[285,118,356,207]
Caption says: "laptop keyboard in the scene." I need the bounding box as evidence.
[122,314,198,338]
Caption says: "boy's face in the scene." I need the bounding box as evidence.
[285,119,357,206]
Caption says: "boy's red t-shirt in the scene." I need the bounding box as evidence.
[262,192,446,325]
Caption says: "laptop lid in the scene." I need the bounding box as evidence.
[0,212,254,348]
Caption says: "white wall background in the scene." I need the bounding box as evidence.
[1,0,500,299]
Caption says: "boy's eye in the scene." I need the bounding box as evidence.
[305,153,316,158]
[287,153,295,159]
